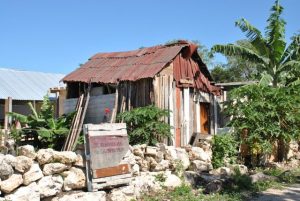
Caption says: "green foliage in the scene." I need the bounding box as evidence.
[117,105,171,146]
[211,0,300,87]
[154,173,167,183]
[9,95,74,150]
[210,49,258,83]
[142,183,243,201]
[212,133,238,168]
[226,83,300,159]
[278,169,300,183]
[174,159,185,179]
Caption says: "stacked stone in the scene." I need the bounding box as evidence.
[0,145,85,201]
[122,143,213,176]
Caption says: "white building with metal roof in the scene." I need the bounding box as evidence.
[0,68,65,127]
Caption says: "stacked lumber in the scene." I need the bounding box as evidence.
[62,85,91,151]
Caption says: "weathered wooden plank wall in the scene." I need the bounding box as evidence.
[117,78,154,114]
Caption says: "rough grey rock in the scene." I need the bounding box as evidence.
[204,179,223,194]
[38,175,63,198]
[4,154,17,167]
[132,145,144,158]
[74,153,85,168]
[250,172,277,183]
[228,164,248,175]
[164,146,178,161]
[210,167,233,176]
[5,182,40,201]
[110,185,136,201]
[15,156,33,173]
[37,149,55,165]
[145,146,157,157]
[153,160,169,172]
[163,171,182,189]
[43,163,71,176]
[131,172,162,197]
[53,151,77,164]
[0,174,23,194]
[23,163,44,185]
[146,156,158,171]
[62,167,86,191]
[132,164,140,176]
[0,156,14,180]
[175,148,190,170]
[51,191,106,201]
[17,145,37,159]
[189,147,211,162]
[121,150,136,166]
[189,160,213,172]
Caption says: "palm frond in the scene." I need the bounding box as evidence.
[212,44,269,64]
[7,112,28,123]
[281,35,300,63]
[235,19,269,56]
[28,102,39,119]
[259,72,273,86]
[265,0,286,63]
[279,60,300,72]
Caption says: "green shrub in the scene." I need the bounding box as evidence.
[226,84,300,162]
[212,133,238,168]
[9,95,74,150]
[117,105,171,145]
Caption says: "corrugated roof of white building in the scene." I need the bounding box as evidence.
[0,68,65,101]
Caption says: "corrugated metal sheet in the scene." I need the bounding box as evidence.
[173,54,221,95]
[0,68,65,100]
[63,44,186,83]
[62,41,220,95]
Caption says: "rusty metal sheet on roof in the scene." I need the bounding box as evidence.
[63,44,185,83]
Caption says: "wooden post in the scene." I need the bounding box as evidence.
[169,80,175,146]
[183,88,190,145]
[196,100,201,133]
[213,95,218,135]
[59,89,67,116]
[4,97,12,130]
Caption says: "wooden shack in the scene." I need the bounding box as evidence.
[62,41,221,147]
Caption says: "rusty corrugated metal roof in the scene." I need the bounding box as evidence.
[63,43,186,84]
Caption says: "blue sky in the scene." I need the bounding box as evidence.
[0,0,299,74]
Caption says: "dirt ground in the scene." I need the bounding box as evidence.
[253,184,300,201]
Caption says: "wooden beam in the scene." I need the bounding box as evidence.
[213,95,218,135]
[169,79,175,146]
[4,97,12,130]
[179,79,194,85]
[183,88,190,145]
[196,101,201,133]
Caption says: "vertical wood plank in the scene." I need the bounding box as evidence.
[175,87,181,147]
[196,100,201,133]
[169,77,175,146]
[183,88,190,145]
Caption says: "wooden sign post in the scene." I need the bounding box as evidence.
[83,123,131,191]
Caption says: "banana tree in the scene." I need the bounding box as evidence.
[212,0,300,87]
[8,96,74,149]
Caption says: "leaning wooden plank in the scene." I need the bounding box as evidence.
[110,86,119,123]
[92,173,131,183]
[71,91,90,151]
[63,95,83,150]
[62,94,84,151]
[66,104,83,151]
